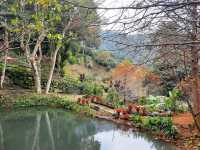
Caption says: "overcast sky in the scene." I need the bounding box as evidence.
[95,0,135,31]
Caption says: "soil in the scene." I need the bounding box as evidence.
[172,113,200,150]
[173,112,194,126]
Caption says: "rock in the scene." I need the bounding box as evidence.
[150,112,160,116]
[91,105,100,111]
[112,112,119,119]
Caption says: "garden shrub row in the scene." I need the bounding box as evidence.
[0,63,104,96]
[0,63,33,88]
[131,115,178,138]
[0,94,92,116]
[138,89,188,113]
[42,77,104,96]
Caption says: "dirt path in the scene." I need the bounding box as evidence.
[173,112,194,125]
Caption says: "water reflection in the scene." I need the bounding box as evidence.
[0,109,175,150]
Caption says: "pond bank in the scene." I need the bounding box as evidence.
[0,91,199,150]
[94,111,200,150]
[0,108,176,150]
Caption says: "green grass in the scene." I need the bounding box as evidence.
[0,93,92,116]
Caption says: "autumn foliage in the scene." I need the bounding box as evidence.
[111,60,160,97]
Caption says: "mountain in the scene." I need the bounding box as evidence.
[98,31,149,63]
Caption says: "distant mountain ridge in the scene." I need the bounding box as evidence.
[98,31,149,63]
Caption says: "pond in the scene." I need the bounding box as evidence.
[0,108,175,150]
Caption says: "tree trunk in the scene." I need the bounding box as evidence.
[45,18,73,94]
[0,50,8,89]
[30,59,42,94]
[29,32,45,94]
[20,33,31,67]
[0,30,9,89]
[190,2,200,131]
[45,46,60,94]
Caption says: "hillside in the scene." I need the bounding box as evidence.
[99,31,149,63]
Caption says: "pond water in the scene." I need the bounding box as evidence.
[0,108,175,150]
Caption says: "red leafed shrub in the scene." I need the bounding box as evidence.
[77,98,89,105]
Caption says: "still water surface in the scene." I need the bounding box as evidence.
[0,108,175,150]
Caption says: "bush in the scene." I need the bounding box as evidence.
[106,88,122,107]
[0,63,33,88]
[138,95,162,105]
[164,89,182,112]
[79,81,104,96]
[0,63,105,96]
[79,81,94,95]
[0,94,92,116]
[131,115,178,137]
[94,51,117,69]
[138,90,187,113]
[66,49,78,64]
[42,75,81,94]
[93,83,104,96]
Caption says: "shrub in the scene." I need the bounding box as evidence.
[164,89,182,112]
[80,81,94,96]
[106,88,122,107]
[94,51,117,69]
[93,83,104,96]
[138,96,147,105]
[0,63,33,88]
[79,81,104,96]
[0,94,92,116]
[66,50,78,64]
[131,115,178,137]
[138,95,161,105]
[42,76,81,94]
[138,90,187,113]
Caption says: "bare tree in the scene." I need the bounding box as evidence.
[0,29,9,89]
[66,0,200,130]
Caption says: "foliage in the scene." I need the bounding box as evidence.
[164,89,183,112]
[138,95,162,105]
[106,88,122,107]
[138,90,187,112]
[0,63,33,88]
[131,115,178,137]
[79,81,104,96]
[0,94,92,116]
[42,76,81,94]
[1,0,100,93]
[94,51,117,69]
[67,50,78,64]
[61,40,81,65]
[0,62,105,96]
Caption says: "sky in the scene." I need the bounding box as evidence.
[94,0,135,31]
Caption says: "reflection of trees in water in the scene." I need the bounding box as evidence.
[0,121,5,150]
[0,109,174,150]
[0,109,101,150]
[112,128,175,150]
[31,114,41,150]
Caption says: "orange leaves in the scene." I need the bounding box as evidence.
[112,60,150,81]
[145,72,160,82]
[111,60,160,97]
